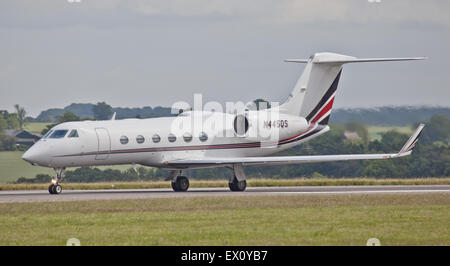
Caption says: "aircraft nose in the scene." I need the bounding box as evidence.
[22,147,38,165]
[22,145,48,166]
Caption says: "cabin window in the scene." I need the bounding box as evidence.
[183,133,192,142]
[199,132,208,142]
[152,134,161,143]
[42,130,53,139]
[168,133,177,142]
[136,135,145,144]
[120,136,129,145]
[68,130,79,138]
[49,130,68,139]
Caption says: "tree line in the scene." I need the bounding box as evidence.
[30,102,450,125]
[0,105,27,151]
[331,106,450,126]
[31,102,174,122]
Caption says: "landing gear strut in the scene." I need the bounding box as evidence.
[49,168,65,194]
[228,164,247,192]
[171,176,190,192]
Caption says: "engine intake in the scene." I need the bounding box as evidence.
[233,114,249,137]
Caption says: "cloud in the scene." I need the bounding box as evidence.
[1,0,449,116]
[1,0,450,28]
[111,0,450,27]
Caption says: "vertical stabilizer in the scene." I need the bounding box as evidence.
[279,53,348,125]
[279,52,425,125]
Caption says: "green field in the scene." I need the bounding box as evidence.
[0,151,54,183]
[0,121,53,183]
[1,178,450,191]
[0,193,448,245]
[367,125,414,141]
[23,122,51,135]
[0,151,133,183]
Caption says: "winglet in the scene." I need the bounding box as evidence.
[111,112,116,120]
[399,124,425,154]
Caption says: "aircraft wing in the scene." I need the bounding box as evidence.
[165,124,424,168]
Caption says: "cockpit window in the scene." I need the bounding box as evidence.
[42,130,53,139]
[68,129,79,138]
[49,130,68,139]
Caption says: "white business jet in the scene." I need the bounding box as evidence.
[22,52,425,194]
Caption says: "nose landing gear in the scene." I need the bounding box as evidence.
[49,168,65,194]
[48,184,62,194]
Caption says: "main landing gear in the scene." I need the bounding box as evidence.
[168,170,190,192]
[228,164,247,192]
[229,177,247,191]
[171,176,190,192]
[168,164,247,192]
[49,168,65,195]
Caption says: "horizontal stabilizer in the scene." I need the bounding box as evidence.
[284,59,310,63]
[285,57,426,64]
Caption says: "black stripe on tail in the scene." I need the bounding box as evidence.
[305,70,342,123]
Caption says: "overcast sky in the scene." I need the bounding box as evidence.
[0,0,449,117]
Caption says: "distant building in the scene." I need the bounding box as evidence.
[344,131,362,140]
[5,130,41,146]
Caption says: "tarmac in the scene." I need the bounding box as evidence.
[0,185,449,203]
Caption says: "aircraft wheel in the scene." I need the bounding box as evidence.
[172,176,189,192]
[48,184,54,194]
[54,185,62,194]
[171,181,178,191]
[49,184,62,194]
[229,178,246,192]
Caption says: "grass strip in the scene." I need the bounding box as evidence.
[0,193,448,245]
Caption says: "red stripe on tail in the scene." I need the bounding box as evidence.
[311,97,335,123]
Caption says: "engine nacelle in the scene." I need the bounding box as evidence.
[233,111,309,142]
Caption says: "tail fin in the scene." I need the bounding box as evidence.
[279,52,425,125]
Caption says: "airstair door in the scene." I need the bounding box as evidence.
[95,128,111,160]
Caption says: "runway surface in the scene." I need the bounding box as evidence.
[0,185,449,203]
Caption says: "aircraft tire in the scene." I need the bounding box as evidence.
[49,184,62,194]
[171,181,178,191]
[54,185,62,194]
[48,184,55,194]
[172,176,189,192]
[229,178,246,192]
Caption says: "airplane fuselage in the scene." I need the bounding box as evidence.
[23,110,324,170]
